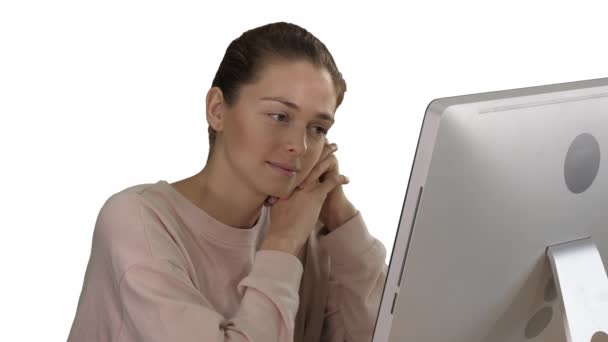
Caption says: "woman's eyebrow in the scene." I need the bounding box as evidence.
[259,96,334,123]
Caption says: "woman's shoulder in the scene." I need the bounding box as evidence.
[95,181,165,230]
[91,180,187,268]
[98,180,176,219]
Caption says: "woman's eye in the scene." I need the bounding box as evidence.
[311,126,328,135]
[269,113,288,122]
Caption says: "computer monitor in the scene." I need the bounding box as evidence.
[372,78,608,342]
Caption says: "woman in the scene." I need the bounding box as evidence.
[68,22,387,342]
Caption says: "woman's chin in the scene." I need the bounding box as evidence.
[259,176,301,200]
[267,184,296,199]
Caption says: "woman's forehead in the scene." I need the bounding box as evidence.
[242,61,337,112]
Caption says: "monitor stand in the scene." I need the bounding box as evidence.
[547,238,608,342]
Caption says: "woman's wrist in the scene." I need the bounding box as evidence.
[324,202,358,232]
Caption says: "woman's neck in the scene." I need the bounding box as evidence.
[173,163,266,229]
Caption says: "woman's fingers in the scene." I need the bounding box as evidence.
[320,142,338,161]
[315,168,350,196]
[299,154,339,190]
[297,141,338,189]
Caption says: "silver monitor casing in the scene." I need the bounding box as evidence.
[372,78,608,342]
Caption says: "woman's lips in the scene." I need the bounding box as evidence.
[266,161,297,177]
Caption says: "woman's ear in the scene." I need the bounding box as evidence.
[206,87,226,132]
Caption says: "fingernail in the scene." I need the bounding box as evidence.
[331,143,338,151]
[343,175,350,183]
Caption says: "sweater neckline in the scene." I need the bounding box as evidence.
[154,180,269,247]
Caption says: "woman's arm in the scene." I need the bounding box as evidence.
[116,251,302,342]
[318,211,388,342]
[67,192,304,342]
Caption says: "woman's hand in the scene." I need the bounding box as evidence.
[260,142,349,256]
[298,140,358,232]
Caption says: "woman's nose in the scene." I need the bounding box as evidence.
[285,126,308,155]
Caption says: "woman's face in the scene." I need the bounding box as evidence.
[218,60,337,198]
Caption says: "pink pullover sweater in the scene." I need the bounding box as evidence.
[68,180,387,342]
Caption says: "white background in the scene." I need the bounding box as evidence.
[1,0,607,340]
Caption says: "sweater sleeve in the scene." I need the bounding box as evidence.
[118,250,303,342]
[317,212,387,342]
[69,192,304,342]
